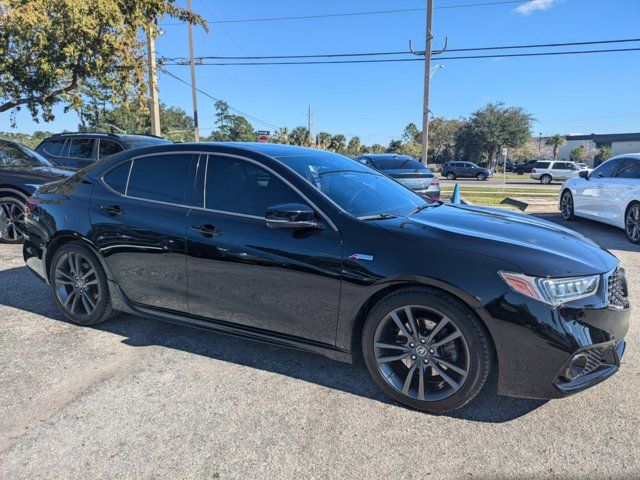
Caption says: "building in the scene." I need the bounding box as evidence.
[554,132,640,166]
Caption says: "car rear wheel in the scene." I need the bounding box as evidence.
[476,173,487,181]
[540,174,552,184]
[0,196,26,244]
[362,287,492,414]
[516,169,524,175]
[561,190,575,220]
[50,242,118,325]
[446,173,456,180]
[626,203,640,244]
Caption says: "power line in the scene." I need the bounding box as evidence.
[183,38,640,61]
[158,67,280,129]
[160,47,640,66]
[161,1,529,26]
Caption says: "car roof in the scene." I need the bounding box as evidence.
[47,132,167,141]
[358,154,414,160]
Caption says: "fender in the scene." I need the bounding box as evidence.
[0,187,29,200]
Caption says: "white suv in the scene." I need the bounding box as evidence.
[559,154,640,243]
[530,160,585,184]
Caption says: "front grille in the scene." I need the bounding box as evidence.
[607,268,629,308]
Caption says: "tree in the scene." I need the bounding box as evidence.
[570,145,586,163]
[458,102,532,167]
[329,134,347,153]
[429,117,462,165]
[545,134,567,161]
[269,127,290,144]
[315,132,332,150]
[510,138,551,161]
[386,140,403,154]
[0,0,206,125]
[594,145,612,166]
[369,144,386,154]
[347,136,362,157]
[289,126,312,146]
[0,130,54,149]
[402,123,421,143]
[226,115,256,142]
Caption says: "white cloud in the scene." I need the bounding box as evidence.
[515,0,560,15]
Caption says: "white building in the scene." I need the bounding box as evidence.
[553,132,640,166]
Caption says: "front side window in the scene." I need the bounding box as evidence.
[0,142,52,167]
[99,140,124,159]
[127,154,192,204]
[67,139,95,159]
[616,158,640,179]
[103,161,131,194]
[590,158,621,178]
[205,156,301,216]
[276,151,425,219]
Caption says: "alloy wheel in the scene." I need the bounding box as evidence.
[373,305,470,402]
[0,199,25,242]
[626,205,640,243]
[561,192,573,219]
[446,173,456,180]
[54,252,101,318]
[541,175,551,184]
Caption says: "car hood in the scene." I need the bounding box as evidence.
[377,204,618,277]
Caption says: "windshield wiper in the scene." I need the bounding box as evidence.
[408,202,441,215]
[359,213,400,221]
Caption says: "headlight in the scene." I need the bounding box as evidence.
[499,271,600,306]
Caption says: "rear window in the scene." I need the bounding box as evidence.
[103,161,131,195]
[372,157,425,170]
[535,162,550,169]
[126,154,191,204]
[67,139,95,159]
[616,159,640,179]
[99,140,124,159]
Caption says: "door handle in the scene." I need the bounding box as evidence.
[101,204,124,217]
[190,224,222,237]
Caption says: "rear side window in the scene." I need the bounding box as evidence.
[103,161,131,195]
[127,154,192,204]
[535,162,550,169]
[616,159,640,179]
[591,158,621,178]
[41,139,66,156]
[99,140,124,159]
[67,139,95,159]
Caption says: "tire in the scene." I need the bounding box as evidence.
[516,169,524,175]
[0,195,26,244]
[476,173,487,181]
[540,174,552,185]
[446,173,456,180]
[49,241,118,325]
[625,202,640,244]
[560,190,575,221]
[362,287,492,414]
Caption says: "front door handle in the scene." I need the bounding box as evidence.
[101,204,124,217]
[190,224,222,237]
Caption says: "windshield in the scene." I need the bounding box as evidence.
[0,141,53,167]
[372,157,425,170]
[276,151,427,218]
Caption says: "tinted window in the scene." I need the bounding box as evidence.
[372,157,424,170]
[124,137,172,149]
[99,140,124,159]
[535,162,550,169]
[555,162,571,169]
[616,159,640,179]
[127,154,192,204]
[205,156,301,216]
[41,139,66,156]
[103,161,131,194]
[0,142,52,167]
[67,139,95,159]
[591,158,621,178]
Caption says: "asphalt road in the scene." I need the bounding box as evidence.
[1,215,638,479]
[438,176,562,189]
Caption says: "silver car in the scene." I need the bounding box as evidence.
[354,154,441,200]
[531,160,586,184]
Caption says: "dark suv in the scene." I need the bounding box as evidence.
[35,132,171,169]
[441,161,493,181]
[512,159,538,175]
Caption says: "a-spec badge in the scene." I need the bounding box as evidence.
[348,253,374,262]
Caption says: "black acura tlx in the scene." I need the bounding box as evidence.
[23,143,629,413]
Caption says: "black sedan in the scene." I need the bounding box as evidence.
[23,143,629,413]
[0,139,72,243]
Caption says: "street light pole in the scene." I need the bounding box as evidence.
[147,26,161,137]
[420,0,434,165]
[186,0,200,142]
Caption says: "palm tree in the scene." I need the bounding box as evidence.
[329,134,347,153]
[288,126,312,146]
[270,127,290,144]
[315,131,332,150]
[545,134,566,161]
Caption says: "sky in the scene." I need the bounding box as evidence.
[3,0,640,146]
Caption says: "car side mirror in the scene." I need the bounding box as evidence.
[579,170,589,180]
[265,203,323,229]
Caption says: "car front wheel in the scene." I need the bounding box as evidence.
[540,174,552,184]
[561,190,575,220]
[446,173,456,180]
[362,287,492,414]
[476,173,487,181]
[626,203,640,244]
[0,196,26,244]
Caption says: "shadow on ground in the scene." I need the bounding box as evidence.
[0,263,546,424]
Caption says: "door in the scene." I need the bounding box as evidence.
[89,152,196,312]
[97,139,125,160]
[601,157,640,227]
[61,138,96,169]
[573,158,622,219]
[186,154,343,345]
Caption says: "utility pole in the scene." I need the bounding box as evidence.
[307,105,312,144]
[420,0,434,164]
[147,26,161,137]
[187,0,200,142]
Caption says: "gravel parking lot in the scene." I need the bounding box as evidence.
[1,214,638,479]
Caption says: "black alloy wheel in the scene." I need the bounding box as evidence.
[476,173,487,181]
[561,190,575,221]
[50,242,117,325]
[446,173,456,180]
[362,288,492,413]
[626,203,640,244]
[0,197,26,244]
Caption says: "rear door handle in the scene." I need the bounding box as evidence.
[101,204,124,217]
[190,224,222,237]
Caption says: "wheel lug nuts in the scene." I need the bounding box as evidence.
[429,349,435,354]
[411,355,416,360]
[409,342,415,348]
[420,338,426,344]
[424,359,429,364]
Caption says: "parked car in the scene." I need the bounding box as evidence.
[560,154,640,243]
[512,159,538,175]
[354,154,440,200]
[441,161,493,181]
[0,138,72,243]
[576,162,588,170]
[531,160,585,184]
[24,143,629,413]
[35,132,171,169]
